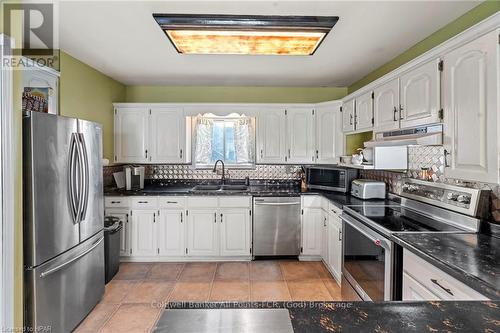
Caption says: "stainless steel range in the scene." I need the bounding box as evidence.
[341,178,490,301]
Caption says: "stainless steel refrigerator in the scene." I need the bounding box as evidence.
[23,111,104,332]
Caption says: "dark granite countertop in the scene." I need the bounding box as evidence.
[393,233,500,300]
[154,301,500,333]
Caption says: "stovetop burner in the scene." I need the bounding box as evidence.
[345,205,464,233]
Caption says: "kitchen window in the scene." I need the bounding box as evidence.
[193,114,255,168]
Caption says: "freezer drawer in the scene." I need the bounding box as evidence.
[24,232,105,332]
[253,197,301,256]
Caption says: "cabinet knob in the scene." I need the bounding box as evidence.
[393,107,398,121]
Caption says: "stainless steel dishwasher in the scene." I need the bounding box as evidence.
[253,196,301,256]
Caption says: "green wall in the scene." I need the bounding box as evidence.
[348,1,500,93]
[59,51,126,160]
[125,85,347,103]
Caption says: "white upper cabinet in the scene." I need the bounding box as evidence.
[256,108,286,164]
[114,107,149,163]
[219,209,251,257]
[315,102,340,164]
[442,30,499,184]
[157,209,185,257]
[355,91,374,131]
[400,59,441,128]
[286,107,315,164]
[150,107,189,164]
[342,98,355,132]
[373,78,400,132]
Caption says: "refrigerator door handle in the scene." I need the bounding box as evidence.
[68,133,79,223]
[39,237,103,278]
[77,133,90,221]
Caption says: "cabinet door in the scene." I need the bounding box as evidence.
[400,59,441,128]
[130,210,157,256]
[301,208,323,256]
[355,92,373,131]
[403,272,439,301]
[321,215,328,262]
[186,209,219,256]
[373,79,400,131]
[105,209,130,257]
[150,108,187,163]
[442,31,499,184]
[157,209,185,256]
[327,214,342,281]
[315,103,340,164]
[220,209,251,256]
[342,99,355,132]
[256,109,286,164]
[286,108,315,164]
[114,107,149,163]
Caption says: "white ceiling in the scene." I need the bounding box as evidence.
[59,1,479,86]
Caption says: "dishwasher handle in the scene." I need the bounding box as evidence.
[254,202,300,206]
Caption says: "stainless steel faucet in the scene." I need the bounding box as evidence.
[213,160,225,184]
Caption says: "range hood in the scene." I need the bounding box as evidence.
[364,124,443,148]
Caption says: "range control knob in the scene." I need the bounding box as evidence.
[447,192,459,201]
[457,195,471,204]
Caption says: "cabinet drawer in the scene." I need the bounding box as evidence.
[130,197,158,209]
[104,197,130,208]
[302,195,323,208]
[219,196,251,208]
[158,197,186,209]
[328,202,342,216]
[187,196,218,208]
[403,249,488,300]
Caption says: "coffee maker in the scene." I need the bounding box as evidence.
[124,166,145,190]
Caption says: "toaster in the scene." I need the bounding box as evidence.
[351,179,386,199]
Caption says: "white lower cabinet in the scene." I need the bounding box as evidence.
[130,210,157,257]
[403,272,439,301]
[220,209,251,256]
[105,208,130,257]
[157,209,185,256]
[301,208,323,256]
[403,249,488,301]
[186,209,219,257]
[327,212,342,282]
[105,196,251,260]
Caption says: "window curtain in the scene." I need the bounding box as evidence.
[194,115,214,165]
[234,117,254,163]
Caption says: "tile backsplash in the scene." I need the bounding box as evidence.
[360,146,500,223]
[104,164,302,186]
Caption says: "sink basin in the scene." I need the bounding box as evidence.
[191,185,221,192]
[220,185,249,191]
[191,184,249,192]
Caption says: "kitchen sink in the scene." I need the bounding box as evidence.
[191,184,249,192]
[191,185,222,192]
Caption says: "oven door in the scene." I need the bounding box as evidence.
[341,214,393,301]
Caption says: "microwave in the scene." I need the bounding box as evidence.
[305,166,358,193]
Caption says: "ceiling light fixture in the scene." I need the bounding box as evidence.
[153,14,339,55]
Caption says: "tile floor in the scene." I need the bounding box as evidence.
[75,260,342,333]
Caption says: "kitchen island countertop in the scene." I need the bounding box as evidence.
[153,301,500,333]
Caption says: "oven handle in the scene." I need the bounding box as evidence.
[340,214,391,250]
